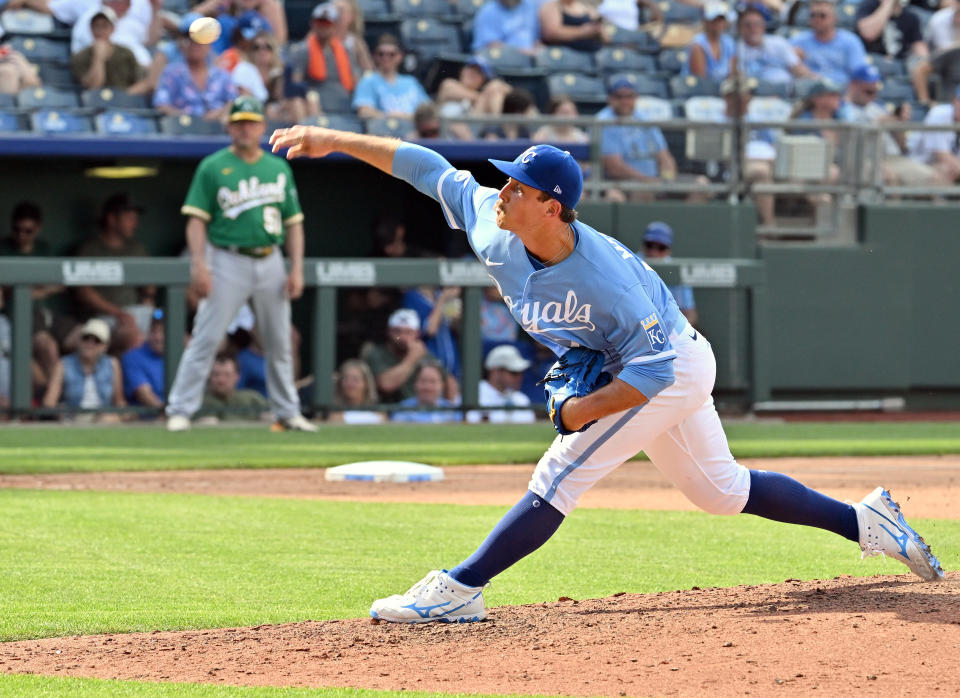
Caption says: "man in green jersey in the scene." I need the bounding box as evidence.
[166,96,317,432]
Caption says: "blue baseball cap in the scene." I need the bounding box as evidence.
[607,76,637,95]
[179,11,204,34]
[489,145,583,210]
[851,64,881,84]
[237,10,272,40]
[643,221,673,247]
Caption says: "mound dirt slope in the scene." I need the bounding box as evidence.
[2,575,959,696]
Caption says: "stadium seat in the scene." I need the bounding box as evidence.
[95,110,158,135]
[747,96,793,124]
[0,93,16,108]
[37,61,76,89]
[669,74,719,98]
[0,111,27,133]
[399,18,462,62]
[602,25,659,53]
[7,36,70,63]
[306,114,365,132]
[535,45,595,74]
[30,109,92,134]
[159,114,225,135]
[477,43,534,71]
[307,82,354,114]
[365,115,412,137]
[1,9,56,35]
[657,48,688,75]
[80,89,152,111]
[454,0,485,19]
[595,47,657,76]
[682,96,725,121]
[358,0,394,18]
[878,79,916,102]
[753,80,793,99]
[547,72,606,108]
[633,95,674,120]
[836,3,858,29]
[868,54,906,79]
[393,0,453,17]
[16,86,79,109]
[606,72,669,99]
[660,0,702,23]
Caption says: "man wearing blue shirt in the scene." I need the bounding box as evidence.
[792,0,868,86]
[597,77,675,185]
[352,34,429,119]
[471,0,540,53]
[121,311,165,409]
[270,125,945,623]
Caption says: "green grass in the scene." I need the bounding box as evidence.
[0,675,520,697]
[1,421,959,474]
[1,490,956,642]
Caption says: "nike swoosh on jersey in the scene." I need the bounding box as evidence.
[484,257,504,266]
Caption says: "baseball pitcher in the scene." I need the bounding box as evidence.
[269,126,945,622]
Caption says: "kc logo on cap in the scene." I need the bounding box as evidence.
[489,144,583,210]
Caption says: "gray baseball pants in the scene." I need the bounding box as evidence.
[166,244,301,420]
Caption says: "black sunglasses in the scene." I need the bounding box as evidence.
[81,334,104,344]
[253,42,273,50]
[810,11,829,18]
[644,241,669,251]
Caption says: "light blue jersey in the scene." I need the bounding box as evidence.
[393,143,684,400]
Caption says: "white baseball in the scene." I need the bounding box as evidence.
[189,17,221,44]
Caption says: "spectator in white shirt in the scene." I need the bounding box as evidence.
[466,345,537,424]
[911,84,960,183]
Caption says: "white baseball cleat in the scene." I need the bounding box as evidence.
[853,487,945,582]
[275,414,318,432]
[166,415,191,432]
[370,570,487,623]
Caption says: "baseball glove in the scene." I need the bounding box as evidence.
[538,347,612,436]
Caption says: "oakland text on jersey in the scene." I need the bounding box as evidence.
[217,175,289,220]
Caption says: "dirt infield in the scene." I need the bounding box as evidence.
[2,456,959,695]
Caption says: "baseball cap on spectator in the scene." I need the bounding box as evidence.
[703,1,733,21]
[485,345,531,372]
[643,221,674,247]
[465,56,494,80]
[91,6,118,26]
[311,2,339,22]
[229,95,265,122]
[805,77,842,98]
[80,318,111,344]
[388,308,420,331]
[488,144,583,210]
[178,11,204,35]
[237,10,272,40]
[736,1,770,22]
[607,76,637,94]
[850,64,881,84]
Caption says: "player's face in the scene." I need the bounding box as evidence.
[495,178,550,232]
[414,366,443,405]
[229,120,267,150]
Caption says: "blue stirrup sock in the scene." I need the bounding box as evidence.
[449,490,565,588]
[741,469,859,542]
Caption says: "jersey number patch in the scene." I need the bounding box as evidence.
[263,206,282,237]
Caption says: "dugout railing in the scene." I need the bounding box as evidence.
[1,256,768,416]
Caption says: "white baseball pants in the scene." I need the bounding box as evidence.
[166,244,302,420]
[529,322,751,516]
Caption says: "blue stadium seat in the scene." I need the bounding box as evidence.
[660,0,702,23]
[836,2,858,29]
[878,79,915,102]
[95,110,158,135]
[595,47,657,76]
[16,86,79,109]
[602,25,659,53]
[682,96,725,121]
[365,115,412,137]
[37,61,77,89]
[159,114,225,135]
[547,72,606,112]
[393,0,453,17]
[306,114,365,132]
[7,36,70,62]
[454,0,485,19]
[747,96,793,124]
[358,0,394,18]
[80,89,152,111]
[633,95,674,121]
[868,54,906,78]
[669,74,719,98]
[753,80,793,99]
[399,18,462,61]
[0,93,16,108]
[477,43,534,70]
[608,72,669,99]
[657,48,688,75]
[535,45,595,74]
[1,9,56,35]
[0,111,27,133]
[307,82,354,114]
[30,109,92,134]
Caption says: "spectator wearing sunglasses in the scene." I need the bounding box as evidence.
[639,222,698,328]
[43,319,126,420]
[233,31,307,122]
[352,34,428,120]
[791,0,868,86]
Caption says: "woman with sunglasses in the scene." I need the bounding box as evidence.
[42,318,125,421]
[232,31,307,123]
